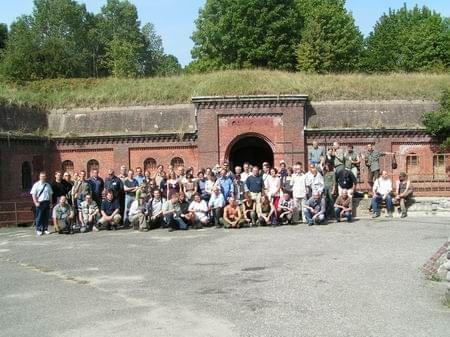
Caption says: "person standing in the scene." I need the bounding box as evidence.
[217,168,234,201]
[363,144,390,187]
[323,162,336,219]
[308,141,324,167]
[266,168,281,202]
[329,142,346,174]
[240,162,251,184]
[88,169,104,208]
[245,166,264,206]
[134,167,145,186]
[31,172,53,236]
[233,174,246,204]
[51,171,71,204]
[123,169,139,225]
[208,186,226,228]
[345,145,360,181]
[305,164,324,198]
[292,163,307,223]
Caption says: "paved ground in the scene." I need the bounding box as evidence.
[0,217,449,337]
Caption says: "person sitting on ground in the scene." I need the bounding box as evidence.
[242,192,257,226]
[163,193,188,232]
[395,172,413,218]
[277,192,294,225]
[96,191,122,231]
[146,190,166,229]
[79,194,100,232]
[257,195,276,226]
[52,195,74,234]
[188,193,209,229]
[334,189,353,222]
[208,186,226,227]
[303,191,326,226]
[371,170,393,218]
[129,193,148,231]
[220,196,245,229]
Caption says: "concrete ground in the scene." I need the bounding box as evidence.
[0,217,449,337]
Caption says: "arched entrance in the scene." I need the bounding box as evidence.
[228,135,274,168]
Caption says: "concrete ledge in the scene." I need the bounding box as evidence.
[353,197,450,218]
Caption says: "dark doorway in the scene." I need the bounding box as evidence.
[229,136,274,168]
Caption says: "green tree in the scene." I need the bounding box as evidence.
[423,90,450,149]
[296,0,363,72]
[364,5,449,72]
[157,54,182,76]
[191,0,303,71]
[140,23,165,76]
[0,0,92,80]
[0,23,7,50]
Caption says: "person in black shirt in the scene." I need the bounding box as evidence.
[337,169,357,197]
[51,171,71,204]
[104,168,124,216]
[95,191,121,231]
[88,169,104,208]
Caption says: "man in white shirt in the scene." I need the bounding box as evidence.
[188,193,209,229]
[240,162,251,185]
[371,170,393,218]
[291,163,307,223]
[305,164,324,198]
[30,172,53,236]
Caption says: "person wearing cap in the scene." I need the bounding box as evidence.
[395,172,413,218]
[129,193,148,231]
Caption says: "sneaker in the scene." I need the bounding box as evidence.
[400,213,407,218]
[308,222,314,226]
[372,213,380,218]
[92,226,99,232]
[44,230,51,235]
[385,213,393,218]
[36,230,43,236]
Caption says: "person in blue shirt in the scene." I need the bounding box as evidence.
[217,168,234,201]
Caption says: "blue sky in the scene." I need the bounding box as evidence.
[0,1,448,66]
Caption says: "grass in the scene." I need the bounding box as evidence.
[0,69,449,109]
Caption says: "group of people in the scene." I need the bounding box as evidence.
[30,142,413,236]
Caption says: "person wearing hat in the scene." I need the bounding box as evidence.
[129,193,148,231]
[395,172,413,218]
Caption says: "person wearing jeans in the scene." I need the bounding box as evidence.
[163,193,188,232]
[30,172,53,236]
[371,170,393,218]
[303,192,325,226]
[334,190,352,222]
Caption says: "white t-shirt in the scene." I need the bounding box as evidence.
[292,173,307,199]
[188,200,208,220]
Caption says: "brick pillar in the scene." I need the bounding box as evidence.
[196,106,219,168]
[282,104,306,166]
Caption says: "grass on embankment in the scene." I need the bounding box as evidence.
[0,70,449,109]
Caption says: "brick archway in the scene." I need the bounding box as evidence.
[225,133,274,168]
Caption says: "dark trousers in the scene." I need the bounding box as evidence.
[35,201,50,232]
[212,208,223,227]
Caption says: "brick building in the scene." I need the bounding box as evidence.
[1,95,449,204]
